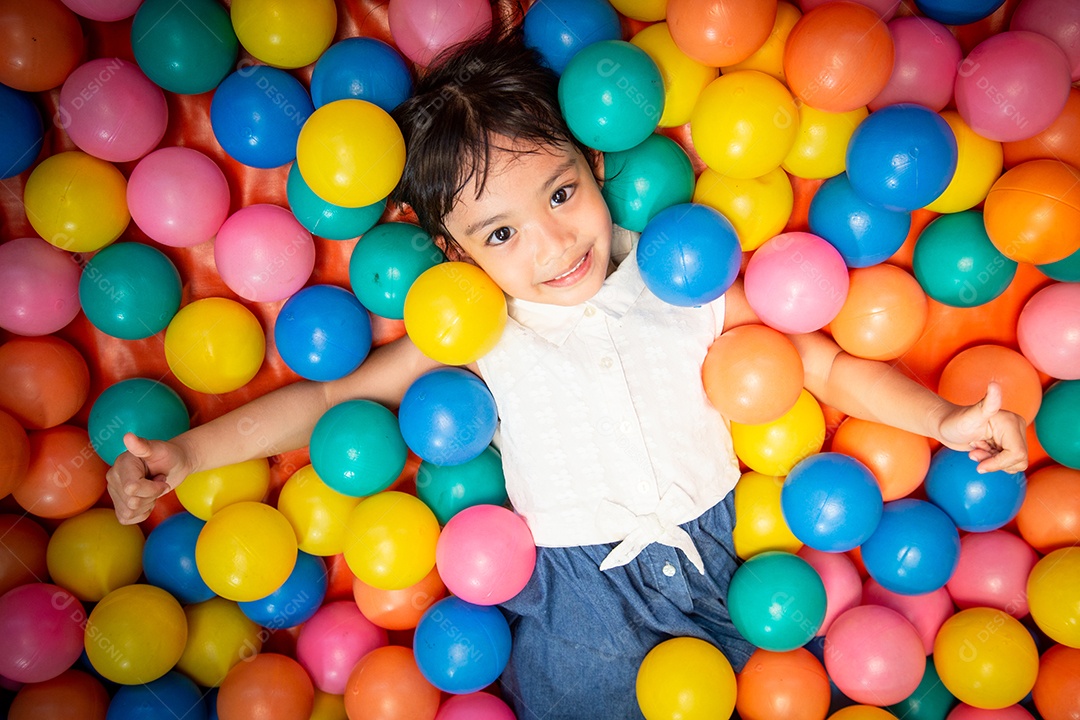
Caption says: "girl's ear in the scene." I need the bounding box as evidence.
[590,149,605,188]
[434,236,473,264]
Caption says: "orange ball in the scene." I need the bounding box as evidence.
[736,648,831,720]
[783,2,895,112]
[1033,644,1080,720]
[938,345,1043,425]
[13,425,108,519]
[343,645,440,720]
[984,159,1080,265]
[1003,87,1080,171]
[353,565,447,631]
[1016,465,1080,555]
[702,324,804,424]
[667,0,778,67]
[0,0,84,91]
[7,669,109,720]
[830,417,930,501]
[217,653,315,720]
[829,264,928,361]
[0,409,29,499]
[0,336,91,430]
[0,514,50,597]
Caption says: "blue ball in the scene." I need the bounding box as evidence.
[399,368,498,466]
[239,551,327,628]
[106,671,208,720]
[210,66,313,169]
[924,447,1027,532]
[348,222,444,320]
[602,134,695,233]
[914,0,1005,25]
[79,242,183,340]
[274,285,373,382]
[781,452,884,552]
[310,37,412,112]
[0,83,43,179]
[143,512,215,604]
[523,0,622,75]
[89,378,190,465]
[286,162,385,240]
[808,173,912,268]
[861,499,961,596]
[636,203,742,306]
[846,104,958,212]
[414,596,512,694]
[310,399,408,497]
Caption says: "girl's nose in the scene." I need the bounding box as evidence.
[534,218,576,266]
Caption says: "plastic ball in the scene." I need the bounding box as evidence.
[939,345,1043,425]
[558,40,663,153]
[297,99,405,208]
[926,448,1026,533]
[210,66,313,168]
[230,0,336,69]
[353,565,447,631]
[286,163,386,241]
[310,37,411,111]
[887,657,957,720]
[0,83,43,179]
[296,601,388,695]
[913,211,1017,309]
[607,0,664,21]
[629,21,718,128]
[637,636,738,720]
[1017,282,1080,380]
[164,297,266,394]
[829,264,929,362]
[947,705,1034,720]
[349,222,444,320]
[23,151,130,252]
[846,104,958,212]
[947,530,1038,617]
[731,389,826,477]
[142,511,215,604]
[107,672,207,720]
[914,0,1004,24]
[733,471,803,560]
[0,237,82,337]
[276,464,362,556]
[1027,547,1080,648]
[60,0,140,20]
[1036,380,1080,469]
[214,203,316,302]
[415,446,507,525]
[602,134,695,233]
[1032,644,1080,720]
[870,17,961,113]
[808,173,911,268]
[0,583,85,683]
[0,514,49,597]
[0,0,84,92]
[238,549,327,627]
[131,0,238,95]
[1038,248,1080,283]
[217,653,314,720]
[693,166,794,252]
[46,508,144,602]
[702,323,804,425]
[722,1,802,82]
[176,597,262,688]
[735,647,831,720]
[954,31,1071,143]
[523,0,620,75]
[404,262,508,366]
[861,499,961,596]
[342,645,440,720]
[343,491,441,591]
[436,504,535,606]
[84,584,188,685]
[399,368,497,466]
[0,413,29,501]
[435,693,517,720]
[275,285,372,382]
[13,425,106,519]
[127,146,231,248]
[797,547,863,637]
[1004,86,1080,173]
[781,452,883,552]
[728,551,827,651]
[782,103,868,181]
[6,669,109,720]
[1011,0,1080,81]
[310,400,408,497]
[387,0,492,67]
[985,160,1080,265]
[829,708,896,720]
[824,605,926,706]
[862,578,955,656]
[744,232,850,334]
[667,0,777,67]
[175,458,271,520]
[414,596,511,694]
[830,419,925,502]
[79,242,182,340]
[1016,465,1080,554]
[925,111,1004,214]
[195,501,298,603]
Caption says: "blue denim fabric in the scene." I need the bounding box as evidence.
[498,494,752,720]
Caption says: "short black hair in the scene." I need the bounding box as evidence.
[390,29,594,242]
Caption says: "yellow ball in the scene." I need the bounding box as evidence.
[693,166,793,251]
[721,1,802,83]
[297,99,405,208]
[176,458,271,521]
[343,491,440,591]
[46,508,144,602]
[829,707,897,720]
[782,103,869,180]
[404,262,508,365]
[195,501,298,602]
[636,637,737,720]
[164,297,266,394]
[933,607,1039,709]
[23,151,130,252]
[691,71,800,180]
[311,691,349,720]
[230,0,337,69]
[924,110,1004,214]
[85,584,188,685]
[176,596,263,687]
[277,464,362,556]
[630,22,718,128]
[731,389,825,476]
[608,0,666,21]
[1027,546,1080,648]
[733,471,802,560]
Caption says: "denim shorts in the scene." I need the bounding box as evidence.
[498,493,753,720]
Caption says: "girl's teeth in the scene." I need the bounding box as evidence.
[555,254,585,280]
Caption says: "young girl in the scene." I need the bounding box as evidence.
[109,30,1028,720]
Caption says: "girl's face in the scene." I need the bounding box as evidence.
[440,140,613,307]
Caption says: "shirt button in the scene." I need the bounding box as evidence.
[662,563,677,577]
[599,356,613,369]
[584,306,596,317]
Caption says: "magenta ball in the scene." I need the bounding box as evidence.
[870,17,962,112]
[435,505,536,606]
[1017,282,1080,380]
[128,147,231,249]
[0,237,81,336]
[435,692,517,720]
[861,578,954,655]
[388,0,492,66]
[954,31,1072,142]
[948,704,1036,720]
[0,583,85,683]
[59,0,141,21]
[213,204,316,302]
[295,601,388,695]
[946,530,1038,618]
[744,232,850,334]
[57,58,168,163]
[824,604,926,706]
[1011,0,1080,82]
[800,0,901,19]
[797,547,863,637]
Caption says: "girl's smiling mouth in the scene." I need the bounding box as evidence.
[543,249,592,287]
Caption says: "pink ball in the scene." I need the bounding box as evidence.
[946,530,1038,618]
[435,505,536,606]
[1017,282,1080,380]
[213,204,316,302]
[947,704,1036,720]
[57,58,168,163]
[388,0,493,67]
[744,232,849,334]
[954,31,1072,143]
[1011,0,1080,82]
[435,692,517,720]
[0,238,81,336]
[870,17,962,112]
[861,578,954,655]
[0,583,85,683]
[823,604,925,706]
[295,601,388,695]
[128,147,231,248]
[59,0,141,21]
[799,0,900,19]
[797,547,863,637]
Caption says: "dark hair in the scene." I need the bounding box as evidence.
[390,29,594,242]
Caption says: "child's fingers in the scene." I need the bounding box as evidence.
[123,478,169,499]
[975,449,1028,475]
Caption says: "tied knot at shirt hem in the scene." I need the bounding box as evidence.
[596,486,707,575]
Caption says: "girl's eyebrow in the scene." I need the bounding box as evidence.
[464,156,579,237]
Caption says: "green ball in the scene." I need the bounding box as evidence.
[310,400,408,497]
[602,134,694,233]
[131,0,239,95]
[416,445,507,525]
[349,222,444,320]
[1037,246,1080,282]
[912,211,1017,308]
[886,657,956,720]
[1035,380,1080,470]
[89,378,190,465]
[727,551,826,652]
[286,163,385,241]
[79,242,182,340]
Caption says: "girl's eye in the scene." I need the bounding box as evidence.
[487,226,515,245]
[551,185,575,206]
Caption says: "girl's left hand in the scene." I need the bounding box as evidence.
[937,382,1029,474]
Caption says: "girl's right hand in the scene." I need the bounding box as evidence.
[106,432,192,525]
